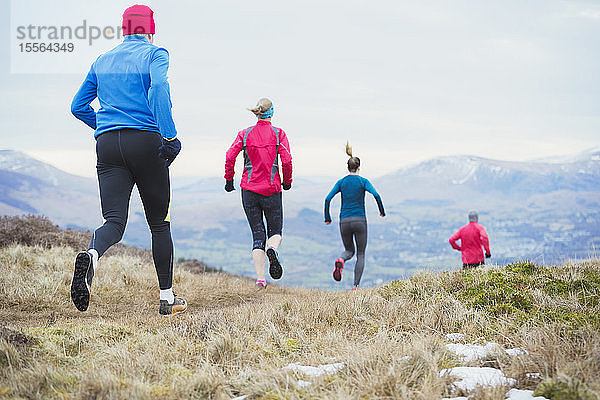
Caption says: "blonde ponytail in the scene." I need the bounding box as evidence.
[346,141,360,172]
[248,98,273,117]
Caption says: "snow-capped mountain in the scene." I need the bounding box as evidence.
[0,151,99,228]
[0,150,94,191]
[376,147,600,201]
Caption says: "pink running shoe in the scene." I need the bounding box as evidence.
[256,279,267,289]
[333,258,344,281]
[351,286,360,291]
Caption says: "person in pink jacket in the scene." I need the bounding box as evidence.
[224,98,293,288]
[449,211,491,269]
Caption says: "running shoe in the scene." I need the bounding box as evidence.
[333,258,344,281]
[159,294,187,316]
[70,251,95,312]
[266,247,283,280]
[351,286,360,291]
[256,279,267,289]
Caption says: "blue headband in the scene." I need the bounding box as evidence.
[260,105,274,119]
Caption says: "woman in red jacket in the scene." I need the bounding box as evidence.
[224,98,293,288]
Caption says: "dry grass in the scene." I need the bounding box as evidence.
[0,243,598,399]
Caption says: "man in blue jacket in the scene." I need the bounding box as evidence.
[70,5,186,316]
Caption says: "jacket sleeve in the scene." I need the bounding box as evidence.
[324,180,341,222]
[278,129,293,186]
[479,225,491,254]
[71,64,98,129]
[149,48,177,140]
[449,228,462,251]
[364,178,385,216]
[224,131,244,180]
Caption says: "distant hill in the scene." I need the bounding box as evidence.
[0,150,99,229]
[1,148,599,288]
[376,148,600,201]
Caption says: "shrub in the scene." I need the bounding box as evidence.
[0,215,215,272]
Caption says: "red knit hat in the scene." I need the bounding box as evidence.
[122,5,155,35]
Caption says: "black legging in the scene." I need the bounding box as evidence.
[339,217,367,286]
[90,129,173,289]
[241,189,283,250]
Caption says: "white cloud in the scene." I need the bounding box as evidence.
[579,9,600,19]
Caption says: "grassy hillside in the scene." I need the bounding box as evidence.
[0,231,599,398]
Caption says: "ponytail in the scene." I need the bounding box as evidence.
[248,98,273,118]
[346,141,360,172]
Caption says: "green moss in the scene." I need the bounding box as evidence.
[379,261,600,331]
[28,327,84,358]
[543,278,600,306]
[149,384,172,398]
[539,310,600,330]
[534,378,593,400]
[284,339,301,353]
[457,268,534,314]
[505,261,538,275]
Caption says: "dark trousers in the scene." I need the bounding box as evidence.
[241,189,283,250]
[339,217,368,286]
[463,261,484,269]
[90,129,173,289]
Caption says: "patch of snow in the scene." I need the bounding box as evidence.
[399,355,411,362]
[525,373,542,379]
[445,333,466,342]
[297,380,312,387]
[231,396,248,400]
[505,347,529,356]
[440,367,516,391]
[282,362,345,377]
[446,342,501,362]
[549,223,562,232]
[442,397,469,400]
[452,165,478,185]
[505,388,548,400]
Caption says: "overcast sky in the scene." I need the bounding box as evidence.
[1,0,599,178]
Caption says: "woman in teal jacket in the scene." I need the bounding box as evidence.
[324,144,385,289]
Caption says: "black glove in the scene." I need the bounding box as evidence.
[485,253,491,259]
[158,138,181,167]
[282,183,291,191]
[224,179,235,192]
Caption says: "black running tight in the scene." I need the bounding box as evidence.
[90,129,173,289]
[241,189,283,250]
[339,217,368,286]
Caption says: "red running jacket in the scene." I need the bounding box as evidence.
[449,222,491,264]
[224,120,293,196]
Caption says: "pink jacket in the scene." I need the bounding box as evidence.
[224,120,292,196]
[449,222,491,264]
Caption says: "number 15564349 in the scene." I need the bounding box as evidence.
[19,43,74,52]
